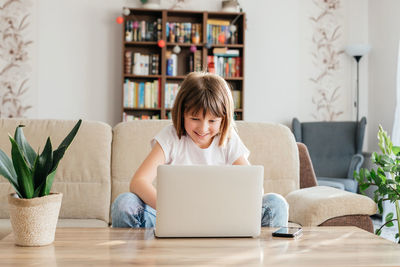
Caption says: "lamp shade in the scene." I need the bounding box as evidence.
[345,44,371,57]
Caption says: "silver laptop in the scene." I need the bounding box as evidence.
[155,165,264,238]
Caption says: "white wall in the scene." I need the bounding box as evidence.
[29,0,396,152]
[368,0,400,151]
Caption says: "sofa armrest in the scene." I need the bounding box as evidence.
[347,153,364,178]
[297,142,318,188]
[286,186,377,227]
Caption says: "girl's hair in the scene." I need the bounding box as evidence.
[171,72,235,146]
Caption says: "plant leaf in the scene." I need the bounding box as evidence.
[51,120,82,172]
[385,212,394,222]
[14,125,37,169]
[0,148,21,197]
[9,136,34,198]
[393,146,400,156]
[359,184,369,192]
[43,169,57,196]
[33,137,53,192]
[386,221,394,227]
[375,228,382,235]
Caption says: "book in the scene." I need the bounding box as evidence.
[207,19,230,26]
[232,90,241,109]
[124,51,132,74]
[213,48,240,57]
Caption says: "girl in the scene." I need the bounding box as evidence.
[112,72,288,228]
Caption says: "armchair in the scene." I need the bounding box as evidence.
[291,117,367,193]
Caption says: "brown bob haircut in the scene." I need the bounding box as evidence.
[171,72,235,146]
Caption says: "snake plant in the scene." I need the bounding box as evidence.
[0,120,81,199]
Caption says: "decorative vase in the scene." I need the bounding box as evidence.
[8,193,63,246]
[221,0,239,12]
[142,0,161,9]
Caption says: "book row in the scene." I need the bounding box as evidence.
[166,22,202,44]
[125,51,160,75]
[166,50,202,76]
[207,56,242,78]
[207,19,239,45]
[164,82,241,110]
[125,19,162,42]
[123,112,160,121]
[165,83,179,108]
[123,80,160,108]
[125,18,240,45]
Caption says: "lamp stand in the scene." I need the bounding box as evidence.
[354,55,362,122]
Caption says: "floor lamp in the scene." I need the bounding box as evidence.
[345,44,371,122]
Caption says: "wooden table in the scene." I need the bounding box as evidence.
[0,226,399,266]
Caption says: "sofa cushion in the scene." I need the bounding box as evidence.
[112,120,171,205]
[0,119,112,224]
[236,122,299,197]
[286,186,377,226]
[0,219,11,240]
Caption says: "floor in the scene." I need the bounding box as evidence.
[372,215,398,243]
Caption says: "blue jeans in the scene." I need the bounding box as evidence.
[111,192,288,228]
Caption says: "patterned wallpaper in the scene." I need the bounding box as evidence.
[0,0,32,118]
[309,0,344,121]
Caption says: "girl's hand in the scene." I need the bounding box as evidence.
[233,155,250,166]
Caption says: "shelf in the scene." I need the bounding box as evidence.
[166,75,186,80]
[166,76,243,80]
[166,43,243,48]
[124,41,159,46]
[208,44,244,48]
[167,42,203,47]
[124,74,161,79]
[124,107,161,111]
[225,77,243,81]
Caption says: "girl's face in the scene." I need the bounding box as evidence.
[184,110,222,149]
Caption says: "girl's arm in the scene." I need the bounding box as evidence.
[129,142,165,209]
[233,155,250,166]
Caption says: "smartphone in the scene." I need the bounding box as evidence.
[272,227,302,238]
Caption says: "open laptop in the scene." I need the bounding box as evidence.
[155,165,264,238]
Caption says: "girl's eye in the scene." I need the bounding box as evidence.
[191,118,199,121]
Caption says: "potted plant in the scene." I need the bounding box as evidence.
[355,125,400,243]
[0,120,82,246]
[140,0,161,9]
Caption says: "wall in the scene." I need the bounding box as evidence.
[368,0,400,151]
[27,0,394,152]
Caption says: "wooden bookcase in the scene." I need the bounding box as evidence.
[121,8,245,121]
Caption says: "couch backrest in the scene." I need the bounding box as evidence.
[111,120,299,204]
[111,120,171,204]
[0,119,112,223]
[235,121,299,196]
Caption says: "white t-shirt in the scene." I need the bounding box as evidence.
[151,125,250,165]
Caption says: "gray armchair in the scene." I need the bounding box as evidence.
[291,117,367,193]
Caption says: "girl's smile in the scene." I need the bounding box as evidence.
[184,111,222,149]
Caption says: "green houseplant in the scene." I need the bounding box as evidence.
[0,119,82,246]
[355,125,400,243]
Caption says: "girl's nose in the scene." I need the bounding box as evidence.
[199,121,209,132]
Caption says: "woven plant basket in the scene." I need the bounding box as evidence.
[8,193,62,246]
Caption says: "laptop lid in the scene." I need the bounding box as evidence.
[155,165,264,238]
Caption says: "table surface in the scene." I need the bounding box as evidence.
[0,226,399,266]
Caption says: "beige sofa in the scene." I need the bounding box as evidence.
[0,119,376,239]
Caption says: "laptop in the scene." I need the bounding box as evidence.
[155,165,264,238]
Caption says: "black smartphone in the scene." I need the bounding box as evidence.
[272,227,302,238]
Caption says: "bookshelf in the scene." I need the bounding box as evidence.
[121,8,246,121]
